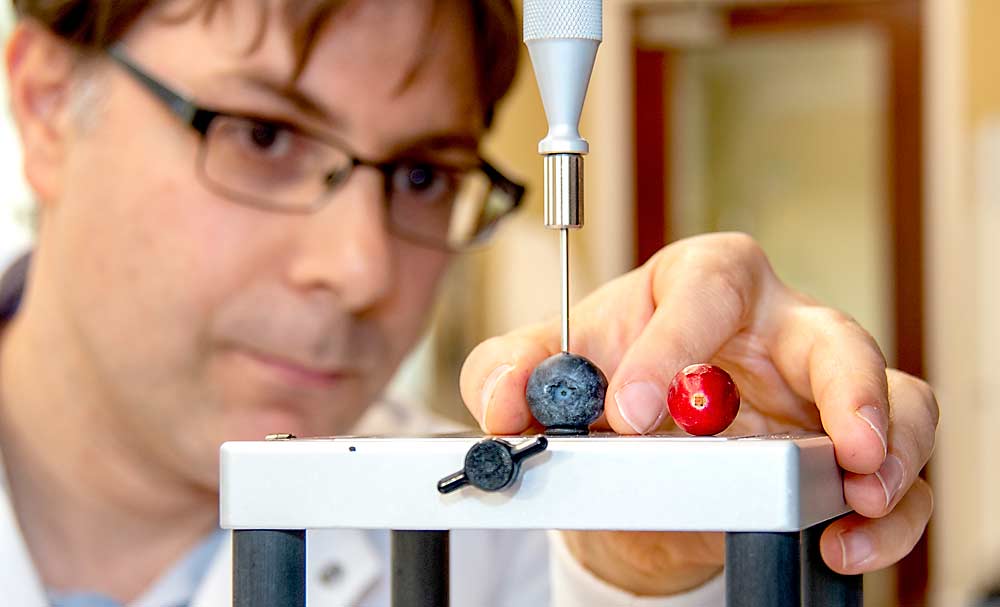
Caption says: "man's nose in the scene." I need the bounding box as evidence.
[285,170,393,311]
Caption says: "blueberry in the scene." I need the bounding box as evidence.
[526,352,608,435]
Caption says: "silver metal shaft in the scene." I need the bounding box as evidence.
[561,228,569,352]
[543,154,583,354]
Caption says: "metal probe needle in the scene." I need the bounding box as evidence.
[561,227,569,352]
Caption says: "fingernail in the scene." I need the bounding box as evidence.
[615,382,667,434]
[875,454,905,508]
[837,529,875,570]
[480,364,514,433]
[855,405,888,458]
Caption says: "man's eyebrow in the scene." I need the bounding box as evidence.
[236,73,345,127]
[217,72,480,158]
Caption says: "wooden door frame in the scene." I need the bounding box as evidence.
[631,1,926,604]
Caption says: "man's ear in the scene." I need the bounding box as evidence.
[6,20,81,206]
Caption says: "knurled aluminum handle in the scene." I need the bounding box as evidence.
[523,0,602,42]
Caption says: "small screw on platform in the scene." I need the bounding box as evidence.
[264,433,296,441]
[437,436,549,494]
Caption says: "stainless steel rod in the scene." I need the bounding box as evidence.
[561,227,569,352]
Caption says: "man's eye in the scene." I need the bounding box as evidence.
[407,166,434,190]
[250,123,278,147]
[239,121,293,157]
[393,164,457,200]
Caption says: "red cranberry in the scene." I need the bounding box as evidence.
[667,364,741,436]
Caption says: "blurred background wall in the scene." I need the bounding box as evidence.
[941,1,1000,605]
[1,0,998,605]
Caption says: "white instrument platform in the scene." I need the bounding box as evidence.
[220,432,848,533]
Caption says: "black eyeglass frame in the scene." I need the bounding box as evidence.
[105,44,526,251]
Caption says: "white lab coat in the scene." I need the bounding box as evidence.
[0,398,725,606]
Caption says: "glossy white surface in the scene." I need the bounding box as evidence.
[220,432,848,533]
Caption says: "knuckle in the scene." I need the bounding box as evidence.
[915,394,940,446]
[890,370,935,405]
[713,231,765,261]
[912,378,940,428]
[802,306,887,367]
[888,371,939,455]
[730,231,766,259]
[662,232,764,270]
[704,233,769,279]
[797,308,838,341]
[901,480,934,531]
[920,478,935,517]
[808,305,859,331]
[651,244,755,327]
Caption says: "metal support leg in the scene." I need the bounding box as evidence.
[802,520,863,606]
[391,530,450,607]
[233,529,306,607]
[726,531,800,607]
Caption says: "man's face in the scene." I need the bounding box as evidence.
[36,0,482,485]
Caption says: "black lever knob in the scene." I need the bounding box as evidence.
[437,436,548,494]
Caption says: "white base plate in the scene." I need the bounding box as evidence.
[220,432,848,533]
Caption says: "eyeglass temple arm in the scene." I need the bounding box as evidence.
[107,44,208,130]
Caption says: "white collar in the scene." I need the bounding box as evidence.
[0,397,452,606]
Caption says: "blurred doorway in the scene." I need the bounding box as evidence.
[632,2,925,605]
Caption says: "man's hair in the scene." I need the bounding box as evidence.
[11,0,520,126]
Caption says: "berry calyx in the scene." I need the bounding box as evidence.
[667,363,740,436]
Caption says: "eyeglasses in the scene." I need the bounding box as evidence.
[106,45,525,251]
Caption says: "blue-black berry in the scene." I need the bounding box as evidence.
[526,352,608,435]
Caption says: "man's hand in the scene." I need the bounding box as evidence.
[459,232,937,596]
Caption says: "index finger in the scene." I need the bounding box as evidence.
[602,234,774,434]
[459,326,557,433]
